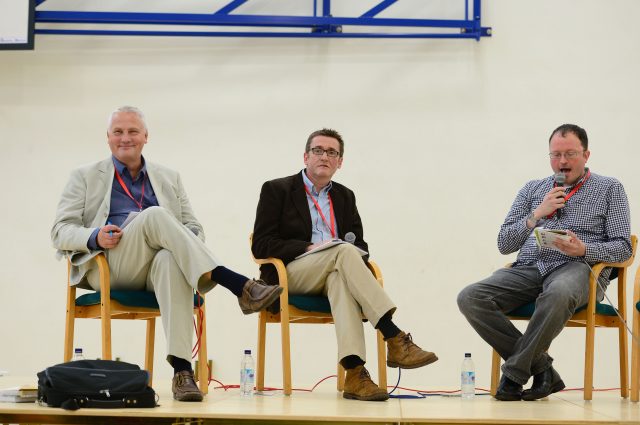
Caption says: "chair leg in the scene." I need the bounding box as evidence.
[64,285,76,362]
[197,304,208,395]
[631,318,640,402]
[490,349,501,396]
[618,319,629,399]
[337,364,345,392]
[584,322,595,400]
[256,311,267,392]
[145,318,155,388]
[101,311,112,360]
[97,254,113,360]
[376,329,387,390]
[280,309,292,396]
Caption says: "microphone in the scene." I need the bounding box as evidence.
[554,173,566,219]
[554,172,566,187]
[344,232,356,244]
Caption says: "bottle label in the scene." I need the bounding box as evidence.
[244,368,255,380]
[461,371,475,385]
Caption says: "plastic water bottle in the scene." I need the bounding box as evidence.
[461,352,475,399]
[73,348,85,361]
[240,349,255,397]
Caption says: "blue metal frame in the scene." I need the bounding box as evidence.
[34,0,491,40]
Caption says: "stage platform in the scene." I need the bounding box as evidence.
[1,377,639,425]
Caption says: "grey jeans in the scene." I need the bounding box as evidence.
[457,261,597,385]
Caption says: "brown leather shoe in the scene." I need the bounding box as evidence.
[238,279,283,315]
[172,370,203,402]
[343,365,389,401]
[386,331,438,369]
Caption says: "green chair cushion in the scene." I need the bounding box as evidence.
[76,290,204,309]
[508,301,617,318]
[288,295,331,313]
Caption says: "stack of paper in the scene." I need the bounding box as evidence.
[534,228,571,251]
[0,385,38,403]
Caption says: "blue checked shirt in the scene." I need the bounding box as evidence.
[498,169,632,283]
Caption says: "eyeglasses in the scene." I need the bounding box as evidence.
[309,147,341,158]
[548,151,583,160]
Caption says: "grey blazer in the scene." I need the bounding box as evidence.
[51,157,204,286]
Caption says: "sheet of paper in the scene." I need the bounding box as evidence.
[295,239,368,260]
[121,211,140,229]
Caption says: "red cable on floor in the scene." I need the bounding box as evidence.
[201,367,625,396]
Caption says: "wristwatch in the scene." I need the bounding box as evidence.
[526,212,537,226]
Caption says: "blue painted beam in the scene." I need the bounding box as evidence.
[361,0,398,18]
[214,0,249,16]
[35,28,485,39]
[322,0,330,17]
[35,11,475,29]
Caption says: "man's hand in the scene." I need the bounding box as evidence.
[534,186,566,218]
[553,230,586,257]
[97,224,122,249]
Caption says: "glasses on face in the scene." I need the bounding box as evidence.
[548,151,583,160]
[309,147,341,158]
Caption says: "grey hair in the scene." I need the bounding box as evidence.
[107,106,147,131]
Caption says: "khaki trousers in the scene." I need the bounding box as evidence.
[286,243,396,362]
[86,206,221,362]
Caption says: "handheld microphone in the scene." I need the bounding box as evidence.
[344,232,356,244]
[554,173,566,219]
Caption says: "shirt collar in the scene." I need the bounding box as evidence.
[301,169,332,196]
[112,155,147,180]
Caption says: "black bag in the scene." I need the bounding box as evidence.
[37,359,157,410]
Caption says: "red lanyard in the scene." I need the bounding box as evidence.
[304,185,336,238]
[114,165,146,211]
[547,169,591,219]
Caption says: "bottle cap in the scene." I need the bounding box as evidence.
[244,349,251,354]
[465,352,471,357]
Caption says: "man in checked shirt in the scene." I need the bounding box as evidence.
[457,124,632,401]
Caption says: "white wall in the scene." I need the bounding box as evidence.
[0,0,638,393]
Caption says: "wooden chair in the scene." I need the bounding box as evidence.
[631,264,640,402]
[63,253,209,394]
[490,235,637,400]
[250,235,387,395]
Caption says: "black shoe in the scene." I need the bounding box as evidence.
[495,375,523,401]
[522,366,565,401]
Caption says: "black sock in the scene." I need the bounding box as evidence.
[211,266,249,297]
[340,355,365,370]
[171,357,192,375]
[375,311,401,340]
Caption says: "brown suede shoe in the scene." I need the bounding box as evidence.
[386,331,438,369]
[238,279,283,315]
[172,370,204,402]
[343,365,389,401]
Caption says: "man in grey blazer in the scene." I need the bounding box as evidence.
[52,106,282,402]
